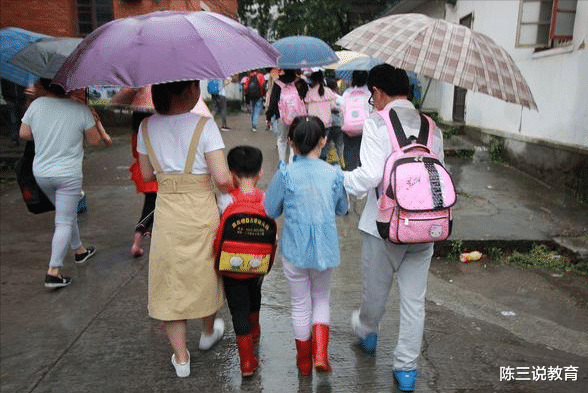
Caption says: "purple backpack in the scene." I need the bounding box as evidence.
[376,108,456,244]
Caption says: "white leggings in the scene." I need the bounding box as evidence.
[282,260,332,341]
[272,118,294,163]
[36,177,83,268]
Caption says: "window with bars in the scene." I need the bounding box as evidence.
[77,0,113,36]
[516,0,576,48]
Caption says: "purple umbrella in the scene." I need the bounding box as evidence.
[53,11,280,91]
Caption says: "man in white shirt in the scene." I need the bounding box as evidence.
[344,64,444,393]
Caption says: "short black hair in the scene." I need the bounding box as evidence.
[288,116,326,155]
[227,145,263,178]
[351,70,368,87]
[151,80,199,114]
[367,64,409,97]
[39,78,66,98]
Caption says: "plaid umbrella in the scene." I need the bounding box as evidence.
[336,13,537,110]
[0,27,50,86]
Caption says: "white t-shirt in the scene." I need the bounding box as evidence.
[136,112,224,174]
[21,96,95,178]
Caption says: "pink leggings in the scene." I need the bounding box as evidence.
[282,260,332,341]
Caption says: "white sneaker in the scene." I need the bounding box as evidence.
[171,350,190,377]
[199,318,224,350]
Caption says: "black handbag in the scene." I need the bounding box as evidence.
[14,141,55,214]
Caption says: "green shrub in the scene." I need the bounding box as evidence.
[489,136,505,163]
[447,239,464,262]
[504,244,573,271]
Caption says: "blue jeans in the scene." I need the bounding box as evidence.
[251,98,263,129]
[35,177,83,268]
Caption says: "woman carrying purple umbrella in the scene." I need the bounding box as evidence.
[137,79,234,378]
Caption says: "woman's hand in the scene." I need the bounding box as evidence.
[205,149,234,193]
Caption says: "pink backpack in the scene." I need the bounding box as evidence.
[275,80,307,125]
[341,87,370,137]
[376,108,456,244]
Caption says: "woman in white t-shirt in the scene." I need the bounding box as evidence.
[19,78,110,289]
[137,80,234,378]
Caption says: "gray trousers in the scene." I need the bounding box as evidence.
[36,177,83,268]
[356,232,433,370]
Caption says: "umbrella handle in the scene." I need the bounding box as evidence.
[420,78,432,108]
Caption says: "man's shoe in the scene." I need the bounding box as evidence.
[74,246,96,263]
[251,127,257,133]
[394,369,417,392]
[44,274,72,288]
[351,310,378,353]
[199,318,224,350]
[221,127,230,132]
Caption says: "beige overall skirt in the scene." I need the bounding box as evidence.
[142,117,224,321]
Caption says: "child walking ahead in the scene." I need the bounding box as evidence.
[264,116,348,375]
[214,146,274,377]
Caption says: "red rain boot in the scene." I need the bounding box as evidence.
[295,339,313,376]
[312,324,332,373]
[249,311,261,343]
[236,334,259,377]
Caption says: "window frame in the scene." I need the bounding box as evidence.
[549,0,576,41]
[76,0,113,36]
[516,0,576,48]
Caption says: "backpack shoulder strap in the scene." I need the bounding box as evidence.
[389,109,431,148]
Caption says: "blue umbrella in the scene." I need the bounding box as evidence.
[273,36,338,69]
[0,27,50,86]
[335,56,384,80]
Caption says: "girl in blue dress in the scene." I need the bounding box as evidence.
[264,116,348,375]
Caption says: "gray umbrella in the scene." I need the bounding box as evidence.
[9,37,82,79]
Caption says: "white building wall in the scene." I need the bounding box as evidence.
[440,0,588,150]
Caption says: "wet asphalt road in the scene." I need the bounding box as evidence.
[1,110,587,392]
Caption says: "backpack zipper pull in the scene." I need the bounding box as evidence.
[405,218,410,226]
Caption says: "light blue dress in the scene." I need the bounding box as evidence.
[264,156,348,271]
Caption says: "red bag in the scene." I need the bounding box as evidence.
[214,189,277,279]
